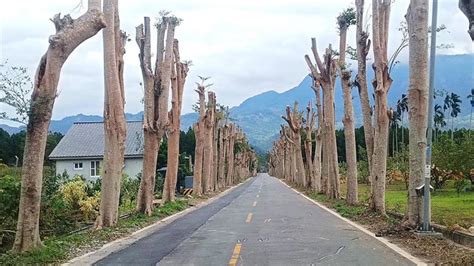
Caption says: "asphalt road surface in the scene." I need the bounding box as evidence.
[96,173,414,266]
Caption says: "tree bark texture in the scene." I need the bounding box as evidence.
[13,1,105,253]
[355,0,374,184]
[136,15,177,213]
[162,39,189,203]
[338,18,358,205]
[304,103,316,190]
[192,84,206,196]
[406,0,429,227]
[312,83,323,193]
[97,0,127,228]
[370,0,392,214]
[218,126,226,189]
[307,38,340,199]
[202,92,216,193]
[282,103,307,187]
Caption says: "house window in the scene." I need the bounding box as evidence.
[90,161,101,177]
[73,162,83,170]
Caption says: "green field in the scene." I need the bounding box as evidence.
[341,182,474,228]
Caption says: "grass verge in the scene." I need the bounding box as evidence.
[0,200,188,264]
[287,181,474,265]
[340,182,474,228]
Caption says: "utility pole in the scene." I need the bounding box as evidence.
[424,0,438,232]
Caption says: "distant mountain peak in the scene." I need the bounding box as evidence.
[2,54,472,152]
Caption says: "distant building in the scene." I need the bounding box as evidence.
[49,121,144,180]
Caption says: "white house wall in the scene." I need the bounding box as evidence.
[124,158,143,178]
[55,158,143,180]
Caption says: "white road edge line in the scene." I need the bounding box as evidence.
[274,177,426,266]
[65,177,255,266]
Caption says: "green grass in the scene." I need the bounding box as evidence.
[0,200,189,264]
[341,182,474,228]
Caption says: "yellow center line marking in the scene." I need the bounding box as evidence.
[246,212,253,223]
[252,201,257,207]
[228,243,242,266]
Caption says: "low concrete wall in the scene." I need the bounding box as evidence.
[432,224,474,249]
[387,210,474,249]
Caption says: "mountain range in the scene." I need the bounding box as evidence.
[2,54,473,152]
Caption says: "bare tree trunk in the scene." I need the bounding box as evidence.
[135,17,156,215]
[338,18,358,205]
[212,111,219,191]
[218,127,226,189]
[304,103,316,190]
[282,103,307,187]
[370,0,392,214]
[405,0,429,227]
[136,15,178,213]
[305,39,340,198]
[97,0,127,228]
[193,123,204,195]
[202,92,216,192]
[13,2,105,253]
[325,79,340,199]
[157,18,178,201]
[162,40,189,203]
[226,124,235,186]
[192,84,206,196]
[313,84,323,192]
[342,72,358,204]
[355,0,374,184]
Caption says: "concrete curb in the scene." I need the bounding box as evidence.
[274,177,427,266]
[65,177,254,265]
[386,210,474,249]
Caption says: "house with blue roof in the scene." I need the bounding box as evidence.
[49,121,144,180]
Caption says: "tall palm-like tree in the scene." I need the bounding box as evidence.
[396,94,408,148]
[434,104,446,142]
[445,93,462,140]
[468,88,474,134]
[390,107,401,155]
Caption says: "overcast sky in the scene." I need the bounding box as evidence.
[1,0,472,126]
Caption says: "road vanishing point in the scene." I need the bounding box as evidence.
[94,174,416,266]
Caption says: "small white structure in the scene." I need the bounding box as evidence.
[49,121,144,180]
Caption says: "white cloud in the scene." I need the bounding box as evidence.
[0,0,472,125]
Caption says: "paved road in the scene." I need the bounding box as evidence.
[96,174,414,266]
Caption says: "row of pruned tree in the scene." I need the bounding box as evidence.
[193,79,258,196]
[269,0,449,229]
[11,0,191,253]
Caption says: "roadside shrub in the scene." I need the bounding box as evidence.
[0,174,21,252]
[338,162,347,183]
[387,148,409,188]
[455,178,472,195]
[79,192,101,221]
[433,137,473,181]
[85,178,101,196]
[60,176,88,208]
[59,176,100,222]
[155,172,164,198]
[357,159,370,184]
[356,146,370,184]
[120,174,140,210]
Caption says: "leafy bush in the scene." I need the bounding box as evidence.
[59,176,101,222]
[455,179,471,195]
[79,192,101,221]
[0,174,21,252]
[60,176,88,208]
[433,137,473,181]
[387,148,409,188]
[120,174,140,210]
